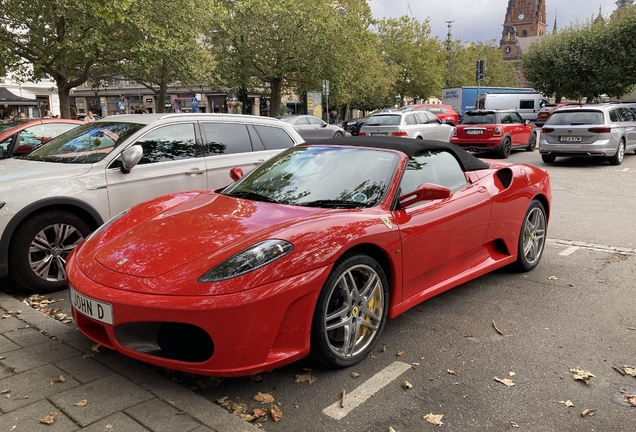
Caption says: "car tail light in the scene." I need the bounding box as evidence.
[588,126,611,133]
[391,131,408,137]
[359,132,366,136]
[493,127,502,136]
[542,127,554,133]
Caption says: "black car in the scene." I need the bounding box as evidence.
[342,116,369,136]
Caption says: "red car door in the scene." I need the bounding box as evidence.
[509,111,531,145]
[392,151,491,303]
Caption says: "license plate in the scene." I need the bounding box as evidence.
[558,136,582,142]
[70,286,113,325]
[465,129,483,135]
[370,132,387,136]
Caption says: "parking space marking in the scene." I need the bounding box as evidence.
[323,361,411,420]
[547,238,635,255]
[559,246,580,256]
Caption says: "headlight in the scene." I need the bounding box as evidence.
[85,208,130,243]
[197,239,293,282]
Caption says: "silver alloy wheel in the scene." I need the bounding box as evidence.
[618,141,625,163]
[521,206,546,267]
[28,223,85,282]
[323,264,384,359]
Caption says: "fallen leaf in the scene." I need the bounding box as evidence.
[389,427,397,432]
[250,374,263,382]
[91,343,104,353]
[622,365,636,377]
[74,399,88,407]
[294,369,317,384]
[216,396,229,405]
[50,375,66,386]
[570,367,595,385]
[411,362,420,367]
[83,353,95,359]
[1,312,12,319]
[423,413,444,426]
[620,387,627,393]
[548,275,558,280]
[253,392,275,404]
[239,413,255,422]
[253,408,267,417]
[351,372,360,378]
[40,412,58,424]
[625,395,636,406]
[401,380,413,390]
[228,402,248,415]
[447,369,456,375]
[463,333,473,337]
[381,344,386,352]
[511,421,519,427]
[0,389,9,394]
[558,400,574,407]
[397,351,404,357]
[509,371,516,377]
[581,408,594,417]
[495,377,515,387]
[0,356,5,360]
[270,405,284,422]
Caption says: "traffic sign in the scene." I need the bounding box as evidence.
[192,105,199,113]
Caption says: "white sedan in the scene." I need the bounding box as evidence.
[359,110,454,141]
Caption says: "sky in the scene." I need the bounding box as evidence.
[368,0,621,43]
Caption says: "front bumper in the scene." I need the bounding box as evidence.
[67,254,332,377]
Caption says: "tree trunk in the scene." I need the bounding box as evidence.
[555,93,563,103]
[55,78,71,119]
[157,83,168,113]
[270,78,283,118]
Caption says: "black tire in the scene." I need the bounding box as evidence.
[511,200,547,272]
[497,137,512,159]
[333,131,344,138]
[9,211,91,293]
[416,136,423,140]
[541,154,556,163]
[310,253,389,368]
[608,140,625,166]
[525,132,537,152]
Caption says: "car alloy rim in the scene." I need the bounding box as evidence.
[28,223,85,282]
[522,207,546,266]
[619,143,625,162]
[323,264,384,358]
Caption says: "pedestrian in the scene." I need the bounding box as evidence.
[329,110,338,125]
[43,110,52,118]
[18,112,26,118]
[85,111,95,123]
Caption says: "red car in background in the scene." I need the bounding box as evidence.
[401,104,460,126]
[0,118,84,159]
[450,110,537,158]
[535,102,581,127]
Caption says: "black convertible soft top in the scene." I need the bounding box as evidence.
[303,137,489,172]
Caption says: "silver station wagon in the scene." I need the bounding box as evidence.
[539,104,636,165]
[359,110,454,142]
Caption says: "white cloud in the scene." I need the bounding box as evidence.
[368,0,618,42]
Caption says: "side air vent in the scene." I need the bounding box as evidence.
[496,168,513,189]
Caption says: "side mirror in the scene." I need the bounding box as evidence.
[13,144,34,156]
[321,123,328,127]
[230,167,244,181]
[398,183,450,207]
[525,119,531,125]
[120,145,143,174]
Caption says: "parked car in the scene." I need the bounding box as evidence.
[535,102,581,127]
[0,113,304,293]
[0,118,84,159]
[539,104,636,165]
[476,92,549,121]
[277,115,345,139]
[400,104,460,126]
[450,110,537,158]
[359,110,453,141]
[67,136,551,376]
[341,116,370,136]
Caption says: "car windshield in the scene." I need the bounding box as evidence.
[0,121,24,133]
[547,110,604,125]
[366,115,401,126]
[222,146,399,208]
[22,122,145,163]
[462,113,496,124]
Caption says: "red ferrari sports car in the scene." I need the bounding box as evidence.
[67,137,551,377]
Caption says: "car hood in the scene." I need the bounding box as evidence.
[91,192,328,279]
[0,159,93,193]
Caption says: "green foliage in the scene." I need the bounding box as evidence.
[445,40,517,88]
[523,8,636,100]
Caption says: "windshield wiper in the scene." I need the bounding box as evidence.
[297,200,368,208]
[224,190,280,204]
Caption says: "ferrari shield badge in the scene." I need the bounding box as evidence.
[116,258,129,266]
[380,216,393,230]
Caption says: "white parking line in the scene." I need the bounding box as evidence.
[559,246,580,256]
[323,361,411,420]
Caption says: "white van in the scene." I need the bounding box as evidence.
[476,92,549,121]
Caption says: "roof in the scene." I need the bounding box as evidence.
[303,136,490,171]
[0,87,41,106]
[93,113,288,126]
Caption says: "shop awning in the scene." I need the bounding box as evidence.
[0,87,41,106]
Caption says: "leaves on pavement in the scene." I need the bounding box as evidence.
[401,380,413,390]
[40,412,58,424]
[558,400,574,407]
[548,276,558,280]
[270,405,284,422]
[50,375,66,386]
[253,392,275,404]
[91,343,105,353]
[569,367,595,385]
[74,399,88,407]
[423,413,444,426]
[624,395,636,406]
[494,377,515,387]
[294,368,317,384]
[351,372,360,378]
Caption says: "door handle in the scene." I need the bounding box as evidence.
[185,168,204,176]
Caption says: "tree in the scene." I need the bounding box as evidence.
[94,0,216,113]
[445,40,517,88]
[0,0,133,118]
[207,0,366,117]
[375,16,444,104]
